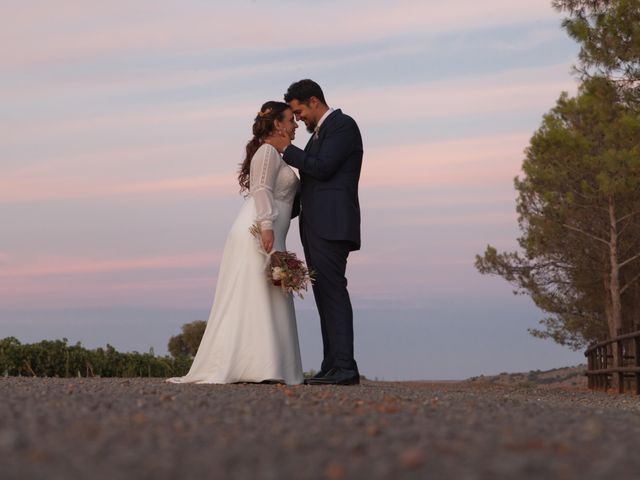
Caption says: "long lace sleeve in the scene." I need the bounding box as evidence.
[250,145,280,230]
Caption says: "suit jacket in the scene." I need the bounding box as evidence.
[283,109,363,251]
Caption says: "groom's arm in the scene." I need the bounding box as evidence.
[290,191,300,219]
[283,118,357,181]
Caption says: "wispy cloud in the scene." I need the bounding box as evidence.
[0,275,215,309]
[492,26,566,51]
[393,211,517,227]
[362,133,529,188]
[0,250,224,308]
[0,251,222,277]
[2,63,574,206]
[342,64,577,125]
[4,63,576,167]
[0,173,237,203]
[3,103,249,146]
[2,43,426,104]
[1,132,527,202]
[363,189,516,210]
[2,1,559,69]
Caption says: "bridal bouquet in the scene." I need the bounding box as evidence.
[250,224,315,298]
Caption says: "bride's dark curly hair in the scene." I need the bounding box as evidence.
[238,101,290,194]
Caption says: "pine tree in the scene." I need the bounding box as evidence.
[476,1,640,348]
[476,77,640,348]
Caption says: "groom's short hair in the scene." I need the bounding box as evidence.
[284,79,327,106]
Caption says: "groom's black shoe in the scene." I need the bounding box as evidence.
[305,367,360,386]
[303,370,329,385]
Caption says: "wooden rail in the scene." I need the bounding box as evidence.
[585,329,640,394]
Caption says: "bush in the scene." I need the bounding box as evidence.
[0,337,192,378]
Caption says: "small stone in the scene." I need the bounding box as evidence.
[0,429,21,449]
[399,448,425,469]
[131,412,146,424]
[325,462,345,480]
[366,425,380,437]
[582,418,603,440]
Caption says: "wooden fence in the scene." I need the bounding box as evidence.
[585,329,640,394]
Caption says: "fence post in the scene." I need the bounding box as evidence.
[616,328,624,394]
[635,334,640,396]
[587,350,595,390]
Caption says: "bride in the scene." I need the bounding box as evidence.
[167,101,303,385]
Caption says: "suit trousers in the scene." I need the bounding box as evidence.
[300,221,358,373]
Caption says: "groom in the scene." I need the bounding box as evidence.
[282,79,363,386]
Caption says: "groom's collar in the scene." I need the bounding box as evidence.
[315,107,335,131]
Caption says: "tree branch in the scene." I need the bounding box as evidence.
[561,223,610,246]
[616,210,640,224]
[619,251,640,269]
[621,270,640,295]
[618,217,636,236]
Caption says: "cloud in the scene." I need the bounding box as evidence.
[1,43,425,105]
[393,211,517,227]
[341,64,577,126]
[0,251,222,277]
[2,62,575,206]
[492,26,565,51]
[0,250,224,308]
[0,172,237,203]
[3,102,250,147]
[0,275,215,309]
[1,1,559,69]
[4,63,575,163]
[361,132,529,188]
[363,189,516,210]
[1,129,532,203]
[1,132,527,202]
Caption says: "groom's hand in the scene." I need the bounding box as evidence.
[270,129,291,153]
[261,229,274,253]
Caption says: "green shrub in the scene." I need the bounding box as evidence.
[0,337,192,378]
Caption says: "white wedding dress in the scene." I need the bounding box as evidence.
[167,144,303,385]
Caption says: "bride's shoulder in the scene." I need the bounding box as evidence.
[255,143,277,153]
[254,143,282,161]
[250,144,282,176]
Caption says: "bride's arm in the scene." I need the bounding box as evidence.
[250,145,280,233]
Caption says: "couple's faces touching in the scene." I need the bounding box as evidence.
[276,108,297,141]
[266,108,297,153]
[288,97,323,134]
[268,96,325,147]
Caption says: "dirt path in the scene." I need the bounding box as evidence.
[1,378,639,479]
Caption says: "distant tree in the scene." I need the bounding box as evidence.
[476,77,640,348]
[167,320,207,358]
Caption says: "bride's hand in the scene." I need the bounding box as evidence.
[261,229,274,253]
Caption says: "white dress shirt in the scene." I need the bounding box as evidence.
[315,107,334,134]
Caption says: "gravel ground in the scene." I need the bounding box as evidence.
[1,378,640,480]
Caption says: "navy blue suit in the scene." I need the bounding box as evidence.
[283,109,363,372]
